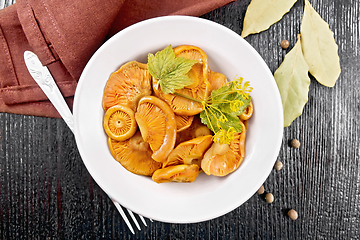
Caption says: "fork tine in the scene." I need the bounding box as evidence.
[127,209,141,231]
[138,215,147,227]
[112,200,135,234]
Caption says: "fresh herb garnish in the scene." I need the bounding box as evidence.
[212,127,237,145]
[148,46,252,144]
[147,45,197,94]
[199,76,252,135]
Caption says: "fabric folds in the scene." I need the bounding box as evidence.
[0,0,234,118]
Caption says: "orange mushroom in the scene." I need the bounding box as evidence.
[103,61,152,111]
[152,164,200,183]
[176,115,212,145]
[163,135,213,168]
[108,132,162,176]
[208,71,228,92]
[239,101,253,121]
[201,121,247,177]
[175,114,194,132]
[135,96,177,163]
[103,105,137,141]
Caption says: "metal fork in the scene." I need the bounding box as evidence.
[24,50,150,234]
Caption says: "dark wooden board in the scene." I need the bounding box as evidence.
[0,0,359,239]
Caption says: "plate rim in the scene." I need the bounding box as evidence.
[73,15,284,223]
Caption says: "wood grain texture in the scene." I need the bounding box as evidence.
[0,0,359,239]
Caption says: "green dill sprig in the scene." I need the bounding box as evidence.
[199,76,252,141]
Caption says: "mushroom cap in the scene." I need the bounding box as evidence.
[152,164,200,183]
[135,96,177,163]
[208,71,228,92]
[103,61,152,111]
[175,114,194,132]
[176,115,212,145]
[103,105,137,141]
[108,132,162,176]
[201,121,247,177]
[239,101,253,121]
[164,135,213,168]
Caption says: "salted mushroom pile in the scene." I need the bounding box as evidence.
[102,45,253,183]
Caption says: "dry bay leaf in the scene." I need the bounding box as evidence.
[241,0,297,38]
[300,0,341,87]
[274,36,310,127]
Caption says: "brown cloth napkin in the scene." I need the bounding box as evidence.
[0,0,234,118]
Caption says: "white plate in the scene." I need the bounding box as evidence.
[73,16,283,223]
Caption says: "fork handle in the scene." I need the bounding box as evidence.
[24,51,75,132]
